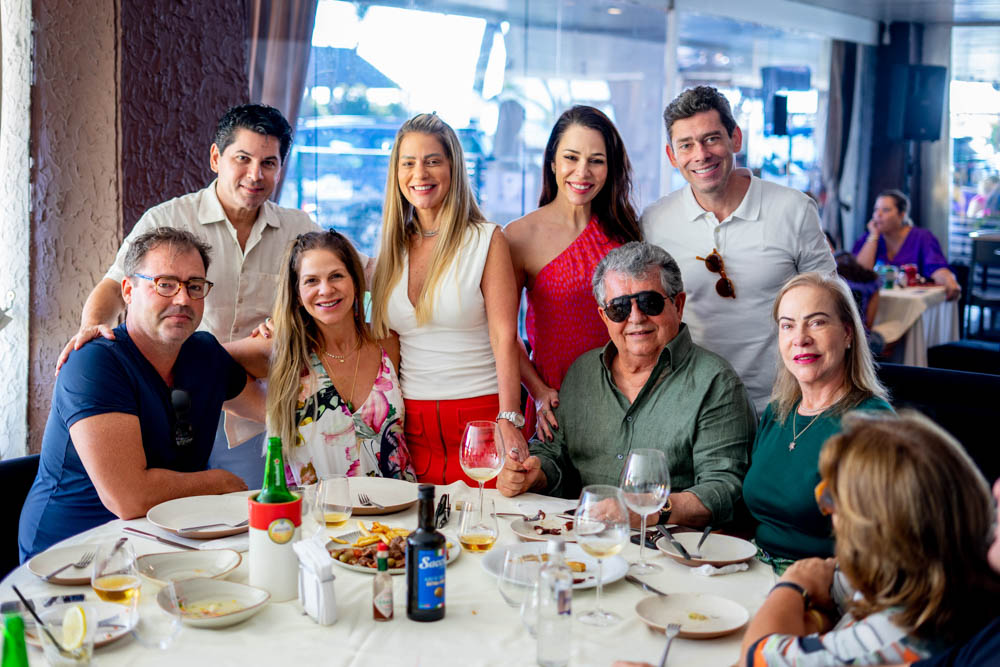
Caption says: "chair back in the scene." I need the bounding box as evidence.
[878,363,999,483]
[0,454,40,579]
[969,232,1000,293]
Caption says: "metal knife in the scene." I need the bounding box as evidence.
[656,524,692,561]
[625,574,668,597]
[122,527,197,550]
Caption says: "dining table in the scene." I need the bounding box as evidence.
[872,285,960,366]
[1,482,776,666]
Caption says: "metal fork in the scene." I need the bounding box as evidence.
[658,623,681,667]
[357,493,384,509]
[43,550,95,581]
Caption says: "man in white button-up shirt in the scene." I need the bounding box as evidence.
[56,104,340,486]
[641,86,835,413]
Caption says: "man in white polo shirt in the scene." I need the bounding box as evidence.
[56,104,340,487]
[641,86,835,413]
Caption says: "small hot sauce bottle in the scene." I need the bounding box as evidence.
[373,541,393,621]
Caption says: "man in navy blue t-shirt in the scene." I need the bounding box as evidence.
[19,228,265,560]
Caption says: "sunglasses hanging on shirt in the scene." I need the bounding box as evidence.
[696,248,736,298]
[171,389,194,448]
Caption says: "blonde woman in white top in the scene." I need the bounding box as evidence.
[371,114,527,484]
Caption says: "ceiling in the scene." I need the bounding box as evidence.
[790,0,1000,25]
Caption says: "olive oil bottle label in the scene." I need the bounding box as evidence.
[414,548,445,610]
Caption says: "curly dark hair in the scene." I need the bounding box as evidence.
[213,104,293,163]
[662,86,737,141]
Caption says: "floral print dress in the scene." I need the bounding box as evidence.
[288,348,416,485]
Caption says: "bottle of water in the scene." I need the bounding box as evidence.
[537,539,572,667]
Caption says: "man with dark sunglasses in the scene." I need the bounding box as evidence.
[498,243,756,528]
[19,228,264,560]
[640,86,835,413]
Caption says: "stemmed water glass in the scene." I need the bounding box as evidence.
[459,420,505,520]
[574,485,629,626]
[619,448,670,574]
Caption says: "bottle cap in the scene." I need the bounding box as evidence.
[377,542,388,553]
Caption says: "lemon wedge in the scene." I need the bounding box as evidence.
[61,605,87,651]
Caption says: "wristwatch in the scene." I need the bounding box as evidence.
[496,411,525,429]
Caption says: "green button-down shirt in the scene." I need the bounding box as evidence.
[530,324,756,524]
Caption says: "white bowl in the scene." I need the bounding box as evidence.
[137,549,242,585]
[159,578,270,629]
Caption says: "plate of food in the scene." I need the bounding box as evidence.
[510,516,577,542]
[326,521,460,575]
[27,544,101,586]
[635,593,749,639]
[24,601,137,648]
[137,549,242,585]
[159,578,270,629]
[481,541,627,590]
[147,495,249,539]
[655,532,756,567]
[349,476,419,515]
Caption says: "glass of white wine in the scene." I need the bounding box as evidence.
[91,539,141,619]
[315,474,352,530]
[460,420,505,521]
[574,484,629,626]
[619,448,670,574]
[458,499,498,553]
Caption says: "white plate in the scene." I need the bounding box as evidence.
[147,495,249,539]
[326,530,460,575]
[24,601,137,648]
[635,593,749,639]
[349,476,419,515]
[160,578,269,628]
[510,517,577,542]
[655,532,756,567]
[137,549,242,585]
[481,542,628,590]
[27,544,100,586]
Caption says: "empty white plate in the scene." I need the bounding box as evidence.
[635,593,750,639]
[27,544,100,586]
[349,476,419,515]
[655,532,756,567]
[147,495,249,539]
[137,549,242,585]
[160,578,270,628]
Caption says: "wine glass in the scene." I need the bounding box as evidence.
[498,548,541,608]
[460,420,505,520]
[619,448,670,574]
[458,499,498,553]
[91,539,141,617]
[315,474,352,530]
[574,485,629,626]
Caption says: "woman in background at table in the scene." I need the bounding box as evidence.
[504,106,642,440]
[742,272,891,574]
[226,231,415,485]
[370,114,527,485]
[741,411,1000,665]
[852,189,961,300]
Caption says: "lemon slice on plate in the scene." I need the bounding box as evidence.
[61,605,87,650]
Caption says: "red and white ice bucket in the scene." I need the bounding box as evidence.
[248,494,302,601]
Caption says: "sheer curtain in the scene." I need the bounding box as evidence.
[821,40,857,247]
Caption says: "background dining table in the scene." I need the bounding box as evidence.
[872,285,960,366]
[1,482,776,666]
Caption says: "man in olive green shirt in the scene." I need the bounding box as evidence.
[498,242,756,526]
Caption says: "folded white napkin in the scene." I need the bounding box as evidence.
[689,562,749,576]
[122,519,249,552]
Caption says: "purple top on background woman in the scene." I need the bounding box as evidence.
[852,226,950,278]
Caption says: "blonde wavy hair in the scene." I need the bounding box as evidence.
[267,231,373,450]
[370,114,487,338]
[819,411,1000,643]
[770,271,887,421]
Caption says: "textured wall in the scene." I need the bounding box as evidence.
[0,0,33,458]
[120,0,249,231]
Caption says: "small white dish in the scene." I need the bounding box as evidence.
[160,578,270,628]
[655,532,756,567]
[137,549,242,585]
[27,544,99,586]
[147,495,249,539]
[482,542,627,590]
[635,593,749,639]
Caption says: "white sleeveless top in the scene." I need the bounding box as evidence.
[386,222,499,400]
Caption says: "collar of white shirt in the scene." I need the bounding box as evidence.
[680,173,763,224]
[195,179,282,229]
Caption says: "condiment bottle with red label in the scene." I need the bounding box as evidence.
[373,542,393,621]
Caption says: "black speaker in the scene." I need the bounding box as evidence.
[772,95,788,136]
[887,64,947,142]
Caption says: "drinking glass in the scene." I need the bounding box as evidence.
[574,485,629,626]
[132,582,182,650]
[498,549,541,608]
[520,583,539,637]
[619,448,670,574]
[38,604,96,666]
[91,540,141,616]
[458,499,498,553]
[297,482,321,537]
[460,420,505,520]
[315,474,352,530]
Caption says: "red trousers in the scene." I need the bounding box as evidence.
[404,394,500,487]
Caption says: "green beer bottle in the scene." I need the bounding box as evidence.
[257,437,297,504]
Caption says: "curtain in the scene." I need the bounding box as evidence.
[821,40,857,248]
[247,0,319,199]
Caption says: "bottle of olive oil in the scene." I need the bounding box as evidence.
[405,485,446,621]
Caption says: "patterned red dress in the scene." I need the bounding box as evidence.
[524,217,623,435]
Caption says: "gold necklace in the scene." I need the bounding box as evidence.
[789,409,823,452]
[324,337,360,363]
[323,343,363,412]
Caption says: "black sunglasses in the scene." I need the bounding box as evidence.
[171,389,194,448]
[602,290,667,323]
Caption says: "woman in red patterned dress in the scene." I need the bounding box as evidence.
[505,106,642,440]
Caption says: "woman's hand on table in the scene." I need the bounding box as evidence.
[533,387,560,441]
[780,557,836,608]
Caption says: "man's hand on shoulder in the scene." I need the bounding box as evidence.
[55,324,116,376]
[497,453,545,497]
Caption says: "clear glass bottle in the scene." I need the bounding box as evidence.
[536,539,572,667]
[373,542,393,621]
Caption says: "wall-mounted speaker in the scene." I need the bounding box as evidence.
[887,64,947,142]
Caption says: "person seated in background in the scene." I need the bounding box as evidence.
[225,231,415,484]
[497,242,756,528]
[19,228,263,560]
[967,174,999,218]
[853,189,960,300]
[740,411,1000,665]
[742,272,892,573]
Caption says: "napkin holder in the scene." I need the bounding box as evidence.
[293,536,337,626]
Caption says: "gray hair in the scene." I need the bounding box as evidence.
[592,242,684,305]
[663,85,737,141]
[123,227,212,276]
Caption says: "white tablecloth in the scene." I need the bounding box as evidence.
[872,286,960,366]
[2,483,775,666]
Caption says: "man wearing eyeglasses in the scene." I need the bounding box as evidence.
[19,228,265,560]
[641,86,835,413]
[498,242,755,527]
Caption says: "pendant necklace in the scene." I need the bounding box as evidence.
[420,228,439,237]
[789,409,822,451]
[324,338,359,363]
